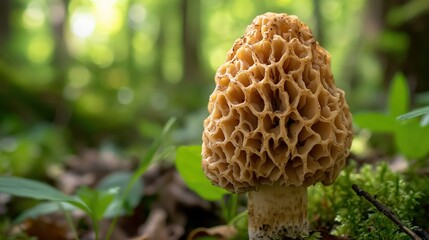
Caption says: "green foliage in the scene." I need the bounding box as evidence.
[354,73,429,159]
[12,171,144,226]
[388,73,409,117]
[397,106,429,126]
[309,162,421,239]
[0,117,175,240]
[175,145,228,201]
[76,187,118,239]
[0,176,90,213]
[307,232,322,240]
[14,202,76,224]
[97,171,143,217]
[76,187,117,222]
[0,172,142,240]
[0,122,69,177]
[228,210,248,240]
[221,194,239,223]
[104,117,176,240]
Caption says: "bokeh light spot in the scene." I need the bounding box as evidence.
[132,33,155,67]
[91,45,114,68]
[71,11,95,38]
[105,68,128,89]
[117,87,134,105]
[321,0,342,21]
[68,66,91,88]
[22,5,45,29]
[27,35,53,63]
[209,47,228,72]
[78,93,105,115]
[129,3,147,28]
[150,92,167,111]
[95,5,123,35]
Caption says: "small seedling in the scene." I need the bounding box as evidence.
[0,118,176,240]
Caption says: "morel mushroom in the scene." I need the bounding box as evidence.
[202,12,353,239]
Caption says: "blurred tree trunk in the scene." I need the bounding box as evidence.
[0,0,10,46]
[51,0,72,126]
[52,0,69,70]
[181,0,202,83]
[312,0,324,46]
[154,10,165,80]
[170,0,208,111]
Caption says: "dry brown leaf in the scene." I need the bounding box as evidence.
[187,225,237,240]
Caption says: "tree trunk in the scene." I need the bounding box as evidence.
[181,0,201,83]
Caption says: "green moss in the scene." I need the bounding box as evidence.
[308,161,422,239]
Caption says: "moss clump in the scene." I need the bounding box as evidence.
[308,161,422,240]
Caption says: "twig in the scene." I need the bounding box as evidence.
[351,184,423,240]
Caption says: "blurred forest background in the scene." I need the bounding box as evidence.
[1,0,429,239]
[2,0,429,178]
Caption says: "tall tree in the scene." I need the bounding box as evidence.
[181,0,201,83]
[0,0,11,46]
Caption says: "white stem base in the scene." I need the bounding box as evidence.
[248,185,308,239]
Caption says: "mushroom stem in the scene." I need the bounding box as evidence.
[248,185,308,239]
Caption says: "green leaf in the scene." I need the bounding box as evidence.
[388,72,409,117]
[395,122,429,159]
[421,114,429,127]
[0,176,90,213]
[396,105,429,121]
[97,171,143,217]
[104,118,177,240]
[0,176,70,201]
[353,113,397,132]
[76,186,118,221]
[14,202,77,224]
[176,145,228,201]
[128,117,176,190]
[120,117,175,208]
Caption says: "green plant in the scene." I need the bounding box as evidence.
[308,161,421,239]
[176,146,248,237]
[0,122,69,177]
[404,172,429,230]
[0,118,176,240]
[354,72,429,159]
[175,146,336,240]
[175,145,228,201]
[397,105,429,125]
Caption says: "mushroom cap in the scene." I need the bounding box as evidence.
[202,13,353,193]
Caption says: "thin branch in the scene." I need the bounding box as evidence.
[351,184,424,240]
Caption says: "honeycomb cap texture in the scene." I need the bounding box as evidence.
[202,12,353,193]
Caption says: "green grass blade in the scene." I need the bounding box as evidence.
[105,117,176,240]
[126,117,176,193]
[397,106,429,121]
[58,202,80,240]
